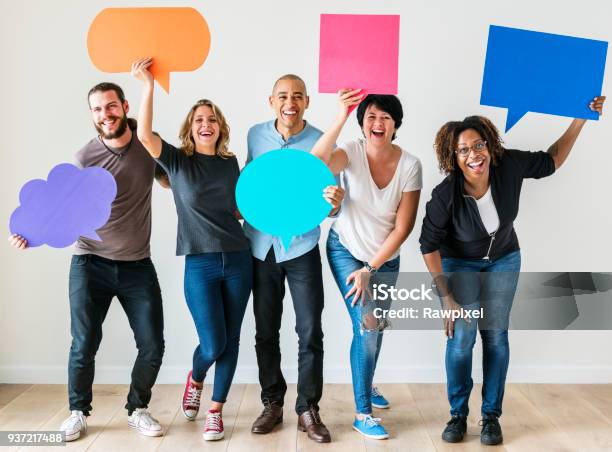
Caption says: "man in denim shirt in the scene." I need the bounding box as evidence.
[246,74,343,443]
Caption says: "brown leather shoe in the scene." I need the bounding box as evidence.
[298,407,331,443]
[251,400,283,434]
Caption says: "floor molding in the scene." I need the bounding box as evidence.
[2,365,611,384]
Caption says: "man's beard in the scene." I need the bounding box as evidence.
[95,113,128,140]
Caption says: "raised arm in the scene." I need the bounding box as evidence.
[311,88,363,175]
[131,58,162,158]
[547,95,606,170]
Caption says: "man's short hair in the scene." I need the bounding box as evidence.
[87,82,126,107]
[272,74,307,95]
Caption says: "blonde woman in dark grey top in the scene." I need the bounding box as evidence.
[132,57,252,442]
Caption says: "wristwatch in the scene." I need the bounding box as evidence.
[364,262,378,273]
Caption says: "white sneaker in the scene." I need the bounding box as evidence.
[128,408,163,437]
[60,410,87,442]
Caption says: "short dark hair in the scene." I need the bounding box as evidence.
[87,82,126,107]
[356,94,403,140]
[433,115,504,175]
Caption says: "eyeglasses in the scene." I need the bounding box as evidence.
[455,140,487,158]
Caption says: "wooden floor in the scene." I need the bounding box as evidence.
[1,383,612,451]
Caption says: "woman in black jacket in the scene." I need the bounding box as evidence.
[419,96,605,446]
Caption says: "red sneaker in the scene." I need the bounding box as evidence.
[181,370,202,421]
[203,409,224,441]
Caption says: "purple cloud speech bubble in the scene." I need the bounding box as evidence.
[9,163,117,248]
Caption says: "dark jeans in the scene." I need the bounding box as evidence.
[68,254,164,415]
[184,250,253,403]
[442,250,521,418]
[253,246,325,415]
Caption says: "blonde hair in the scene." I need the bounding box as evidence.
[178,99,233,158]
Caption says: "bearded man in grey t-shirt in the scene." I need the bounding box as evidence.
[8,82,167,441]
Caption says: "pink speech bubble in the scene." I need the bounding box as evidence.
[319,14,400,97]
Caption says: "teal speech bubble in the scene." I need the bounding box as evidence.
[236,149,336,249]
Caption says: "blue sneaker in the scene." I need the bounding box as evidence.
[353,414,389,440]
[371,386,390,409]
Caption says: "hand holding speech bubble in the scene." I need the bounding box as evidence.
[481,25,608,132]
[319,14,400,114]
[9,164,117,248]
[87,7,211,93]
[236,150,335,249]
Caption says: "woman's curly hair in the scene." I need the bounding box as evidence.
[434,116,504,175]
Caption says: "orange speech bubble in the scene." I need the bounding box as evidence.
[87,7,211,93]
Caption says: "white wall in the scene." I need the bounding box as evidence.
[1,0,611,385]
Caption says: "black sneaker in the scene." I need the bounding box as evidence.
[441,415,467,443]
[480,415,503,445]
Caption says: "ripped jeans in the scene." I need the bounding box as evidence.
[326,229,399,414]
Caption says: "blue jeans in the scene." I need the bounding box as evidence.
[326,229,400,415]
[184,250,252,403]
[442,250,521,418]
[68,254,164,415]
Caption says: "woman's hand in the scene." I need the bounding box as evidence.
[131,57,154,85]
[7,234,28,250]
[440,296,470,338]
[589,95,606,115]
[345,267,371,307]
[336,88,363,122]
[323,185,345,211]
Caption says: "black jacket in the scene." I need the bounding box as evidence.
[419,149,555,260]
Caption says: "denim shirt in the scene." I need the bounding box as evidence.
[243,120,325,263]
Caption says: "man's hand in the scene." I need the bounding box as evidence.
[323,185,345,213]
[156,174,171,189]
[8,234,28,250]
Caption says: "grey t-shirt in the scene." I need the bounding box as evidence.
[156,140,249,256]
[73,129,157,261]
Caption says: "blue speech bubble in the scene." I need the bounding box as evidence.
[236,149,336,249]
[481,25,608,132]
